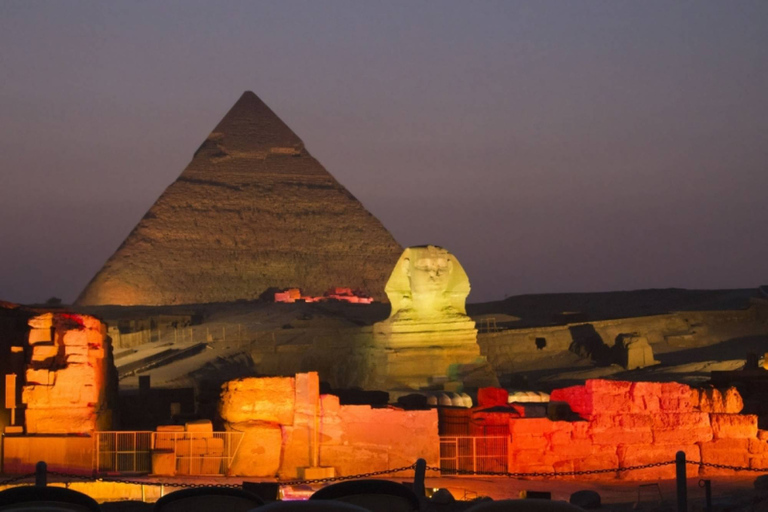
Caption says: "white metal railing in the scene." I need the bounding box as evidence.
[154,431,244,476]
[95,431,154,474]
[94,431,244,476]
[439,436,509,474]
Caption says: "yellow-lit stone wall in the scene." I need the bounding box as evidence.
[219,372,439,478]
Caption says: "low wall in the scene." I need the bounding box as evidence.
[479,308,767,373]
[220,372,439,479]
[4,435,93,475]
[506,379,767,480]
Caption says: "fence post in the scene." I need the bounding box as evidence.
[413,459,426,497]
[699,479,712,512]
[676,451,687,512]
[35,461,47,486]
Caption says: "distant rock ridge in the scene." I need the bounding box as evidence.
[77,91,403,306]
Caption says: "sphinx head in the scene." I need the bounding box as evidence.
[385,245,470,321]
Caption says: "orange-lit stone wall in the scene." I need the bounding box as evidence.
[22,312,113,434]
[219,372,438,478]
[507,379,767,480]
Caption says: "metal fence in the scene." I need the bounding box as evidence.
[95,431,154,474]
[439,436,509,474]
[94,431,244,476]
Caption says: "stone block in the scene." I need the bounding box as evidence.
[710,414,758,439]
[511,449,558,467]
[3,435,93,475]
[185,419,213,438]
[591,413,653,432]
[749,438,768,455]
[550,439,594,458]
[699,438,750,475]
[227,423,283,477]
[294,372,320,425]
[510,434,549,451]
[279,425,312,478]
[25,369,54,386]
[319,444,389,476]
[219,376,295,425]
[152,451,175,476]
[31,344,58,364]
[25,407,96,434]
[652,413,712,444]
[509,418,561,436]
[618,444,699,480]
[320,394,340,415]
[629,382,662,412]
[477,387,509,408]
[658,382,693,412]
[28,328,53,344]
[591,429,653,446]
[692,387,743,414]
[28,313,54,330]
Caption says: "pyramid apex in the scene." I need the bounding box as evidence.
[200,91,304,157]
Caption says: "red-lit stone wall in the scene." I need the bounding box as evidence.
[507,379,767,480]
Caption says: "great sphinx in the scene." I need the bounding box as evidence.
[370,246,496,392]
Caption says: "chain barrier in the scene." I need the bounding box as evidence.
[280,464,418,486]
[424,461,676,478]
[0,474,36,487]
[4,459,767,490]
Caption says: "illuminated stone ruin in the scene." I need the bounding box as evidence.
[497,379,768,480]
[274,287,374,304]
[77,91,402,306]
[371,245,497,391]
[216,372,438,478]
[4,312,115,474]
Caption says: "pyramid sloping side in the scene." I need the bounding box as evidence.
[76,93,403,306]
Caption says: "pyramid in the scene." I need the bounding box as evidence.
[77,92,403,306]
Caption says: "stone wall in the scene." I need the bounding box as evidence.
[479,308,767,374]
[21,312,115,434]
[218,372,439,478]
[504,379,767,480]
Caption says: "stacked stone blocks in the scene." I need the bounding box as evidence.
[504,379,765,480]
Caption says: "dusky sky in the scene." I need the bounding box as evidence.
[1,1,766,304]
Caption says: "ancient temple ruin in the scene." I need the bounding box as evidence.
[77,91,402,306]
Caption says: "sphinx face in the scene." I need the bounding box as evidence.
[409,255,452,295]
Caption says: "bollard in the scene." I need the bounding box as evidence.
[699,480,712,512]
[413,458,427,497]
[676,451,687,512]
[35,461,47,487]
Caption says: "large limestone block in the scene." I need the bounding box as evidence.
[699,438,751,475]
[319,444,389,476]
[28,313,54,330]
[294,372,320,425]
[552,451,619,481]
[324,406,439,470]
[28,327,53,344]
[279,425,312,478]
[629,382,663,412]
[226,423,282,477]
[652,413,712,444]
[618,444,700,480]
[25,407,96,434]
[219,377,295,425]
[692,387,744,414]
[710,414,758,439]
